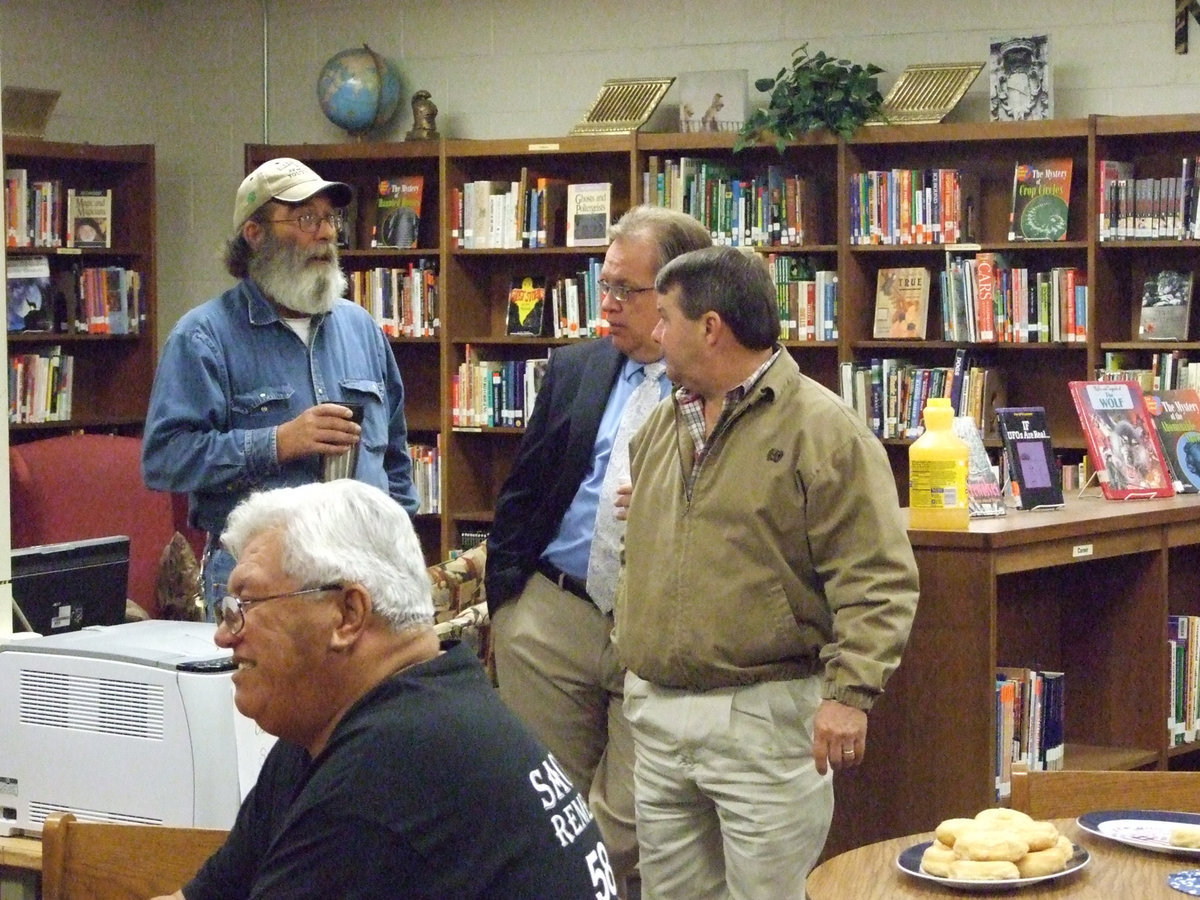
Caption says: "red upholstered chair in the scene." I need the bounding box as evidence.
[8,433,204,618]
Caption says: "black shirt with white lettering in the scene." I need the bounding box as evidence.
[185,643,612,900]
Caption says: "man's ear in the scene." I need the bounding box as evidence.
[702,310,722,344]
[330,585,370,651]
[242,216,268,250]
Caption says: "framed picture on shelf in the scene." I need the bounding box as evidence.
[677,69,748,134]
[989,34,1052,121]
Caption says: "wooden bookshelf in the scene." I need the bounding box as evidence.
[820,495,1200,859]
[3,139,157,440]
[247,113,1200,558]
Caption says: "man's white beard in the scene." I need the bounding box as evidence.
[249,228,347,316]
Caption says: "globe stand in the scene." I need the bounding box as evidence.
[317,43,402,141]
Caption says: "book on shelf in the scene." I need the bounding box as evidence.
[565,183,611,247]
[995,666,1065,775]
[1007,158,1072,241]
[4,167,29,247]
[1168,615,1200,746]
[994,406,1065,510]
[505,275,548,336]
[65,188,112,248]
[1136,269,1193,341]
[1144,387,1200,494]
[1068,379,1175,500]
[335,186,359,249]
[533,177,568,248]
[952,415,1006,518]
[6,255,52,332]
[1097,159,1133,240]
[373,175,423,248]
[872,267,930,339]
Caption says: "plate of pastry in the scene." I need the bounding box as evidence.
[897,840,1090,891]
[1077,809,1200,856]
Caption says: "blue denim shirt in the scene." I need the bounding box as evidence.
[142,279,420,537]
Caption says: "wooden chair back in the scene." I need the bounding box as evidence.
[1010,769,1200,819]
[41,812,227,900]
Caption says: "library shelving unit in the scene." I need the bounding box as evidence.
[439,134,635,556]
[634,129,842,391]
[244,141,443,559]
[1091,114,1200,375]
[247,116,1200,558]
[3,139,157,440]
[820,496,1200,859]
[841,119,1093,487]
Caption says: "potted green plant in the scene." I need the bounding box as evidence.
[736,44,885,152]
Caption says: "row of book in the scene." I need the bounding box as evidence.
[1169,615,1200,748]
[4,169,112,249]
[838,355,1005,440]
[452,349,548,428]
[1101,351,1200,393]
[849,167,978,246]
[643,157,818,247]
[765,256,837,341]
[1096,157,1200,241]
[450,178,609,250]
[407,441,440,514]
[994,667,1065,801]
[9,346,73,424]
[346,262,439,338]
[6,258,144,335]
[940,255,1087,344]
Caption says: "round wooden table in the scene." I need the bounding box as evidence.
[806,819,1200,898]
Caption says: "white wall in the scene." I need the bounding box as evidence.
[2,0,1200,345]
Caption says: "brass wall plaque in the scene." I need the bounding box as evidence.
[869,63,983,126]
[570,77,674,135]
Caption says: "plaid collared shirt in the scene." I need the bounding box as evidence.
[675,348,780,494]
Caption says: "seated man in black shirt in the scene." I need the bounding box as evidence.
[153,478,613,900]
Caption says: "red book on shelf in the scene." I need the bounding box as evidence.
[1069,380,1175,500]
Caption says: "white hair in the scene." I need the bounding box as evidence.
[221,480,433,630]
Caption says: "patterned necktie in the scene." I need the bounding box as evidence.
[586,360,667,613]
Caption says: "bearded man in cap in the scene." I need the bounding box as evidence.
[143,158,419,616]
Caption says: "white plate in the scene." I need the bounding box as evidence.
[896,840,1089,892]
[1077,809,1200,856]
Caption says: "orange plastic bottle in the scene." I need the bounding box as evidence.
[908,397,970,530]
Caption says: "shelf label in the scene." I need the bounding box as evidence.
[1072,543,1094,558]
[528,143,560,151]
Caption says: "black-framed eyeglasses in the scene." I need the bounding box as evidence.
[216,583,343,635]
[272,211,345,234]
[599,279,656,303]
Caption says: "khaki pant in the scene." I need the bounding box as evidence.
[624,672,833,900]
[492,573,638,895]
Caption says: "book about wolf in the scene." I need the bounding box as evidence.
[1069,380,1175,500]
[1145,387,1200,493]
[6,254,52,332]
[1008,159,1072,241]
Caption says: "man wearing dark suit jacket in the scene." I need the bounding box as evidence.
[486,206,711,898]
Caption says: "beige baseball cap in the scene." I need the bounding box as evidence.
[233,158,353,230]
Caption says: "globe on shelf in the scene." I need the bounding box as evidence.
[317,44,402,139]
